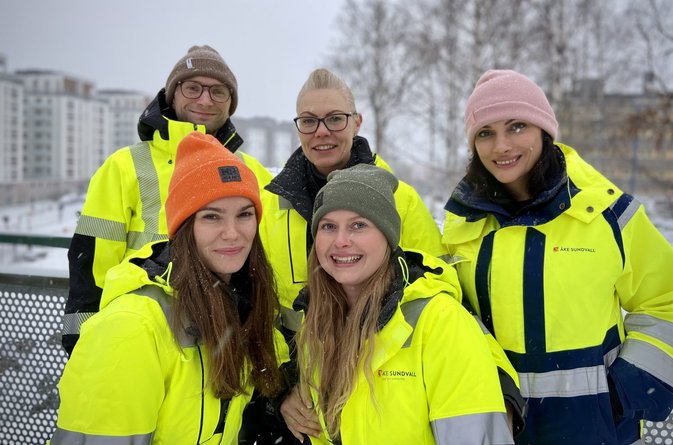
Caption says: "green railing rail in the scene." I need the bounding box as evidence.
[0,232,71,248]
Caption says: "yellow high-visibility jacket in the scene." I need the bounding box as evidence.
[260,138,446,333]
[442,143,673,444]
[295,249,513,445]
[63,91,271,355]
[52,240,289,445]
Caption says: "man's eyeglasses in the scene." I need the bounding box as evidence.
[177,80,231,103]
[293,113,357,134]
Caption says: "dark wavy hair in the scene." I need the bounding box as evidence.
[169,215,283,399]
[465,130,561,202]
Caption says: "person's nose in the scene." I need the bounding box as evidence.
[494,132,512,153]
[314,119,331,137]
[218,221,238,240]
[196,87,215,105]
[334,227,352,247]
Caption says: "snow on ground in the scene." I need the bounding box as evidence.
[0,194,82,277]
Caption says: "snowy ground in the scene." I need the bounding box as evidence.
[0,193,672,276]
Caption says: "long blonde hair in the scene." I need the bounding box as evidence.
[297,245,393,439]
[169,215,283,399]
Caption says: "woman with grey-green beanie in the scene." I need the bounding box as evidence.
[283,163,514,445]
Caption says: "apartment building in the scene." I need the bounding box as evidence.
[0,56,23,183]
[96,89,151,150]
[0,56,298,205]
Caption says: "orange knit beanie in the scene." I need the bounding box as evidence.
[165,131,261,239]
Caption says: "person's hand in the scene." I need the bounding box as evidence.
[279,386,322,441]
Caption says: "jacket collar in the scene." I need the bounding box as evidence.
[445,145,578,227]
[129,240,253,324]
[265,135,376,222]
[292,247,437,331]
[137,88,243,152]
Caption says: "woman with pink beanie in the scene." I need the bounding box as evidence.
[442,69,673,444]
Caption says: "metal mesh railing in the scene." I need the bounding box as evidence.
[0,270,671,443]
[0,273,68,444]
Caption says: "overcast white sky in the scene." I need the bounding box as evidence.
[0,0,345,121]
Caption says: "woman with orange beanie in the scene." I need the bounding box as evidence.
[51,131,289,444]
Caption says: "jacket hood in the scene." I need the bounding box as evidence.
[265,135,377,223]
[445,144,574,227]
[443,144,625,245]
[137,89,243,152]
[397,249,462,305]
[294,248,461,330]
[100,240,172,310]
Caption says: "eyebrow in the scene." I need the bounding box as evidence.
[297,110,347,117]
[197,204,255,213]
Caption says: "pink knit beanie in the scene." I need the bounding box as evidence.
[464,69,558,149]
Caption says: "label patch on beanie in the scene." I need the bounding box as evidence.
[186,58,193,69]
[218,166,241,183]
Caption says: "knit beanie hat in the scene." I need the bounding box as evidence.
[165,132,261,239]
[311,164,401,249]
[165,45,238,115]
[464,69,558,149]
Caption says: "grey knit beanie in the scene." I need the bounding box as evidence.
[311,164,401,248]
[165,45,238,115]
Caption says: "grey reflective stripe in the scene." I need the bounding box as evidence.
[431,412,513,445]
[625,313,673,347]
[518,365,609,398]
[472,314,490,334]
[129,141,162,242]
[61,311,96,335]
[278,196,293,210]
[439,254,464,264]
[604,344,621,368]
[133,285,196,347]
[134,285,172,313]
[620,338,673,387]
[75,214,127,241]
[400,297,431,348]
[51,427,153,445]
[614,196,640,230]
[75,141,165,248]
[127,231,168,251]
[280,306,303,332]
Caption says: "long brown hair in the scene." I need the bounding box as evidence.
[169,215,282,399]
[297,246,393,439]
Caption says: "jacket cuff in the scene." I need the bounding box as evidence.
[498,368,526,436]
[268,361,299,421]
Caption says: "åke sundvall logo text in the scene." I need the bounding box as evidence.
[378,369,417,378]
[553,246,596,253]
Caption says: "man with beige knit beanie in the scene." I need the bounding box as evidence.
[64,44,271,353]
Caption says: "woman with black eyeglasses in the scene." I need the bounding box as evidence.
[261,69,445,340]
[256,68,527,443]
[250,69,445,442]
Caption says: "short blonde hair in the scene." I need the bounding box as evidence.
[296,68,357,113]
